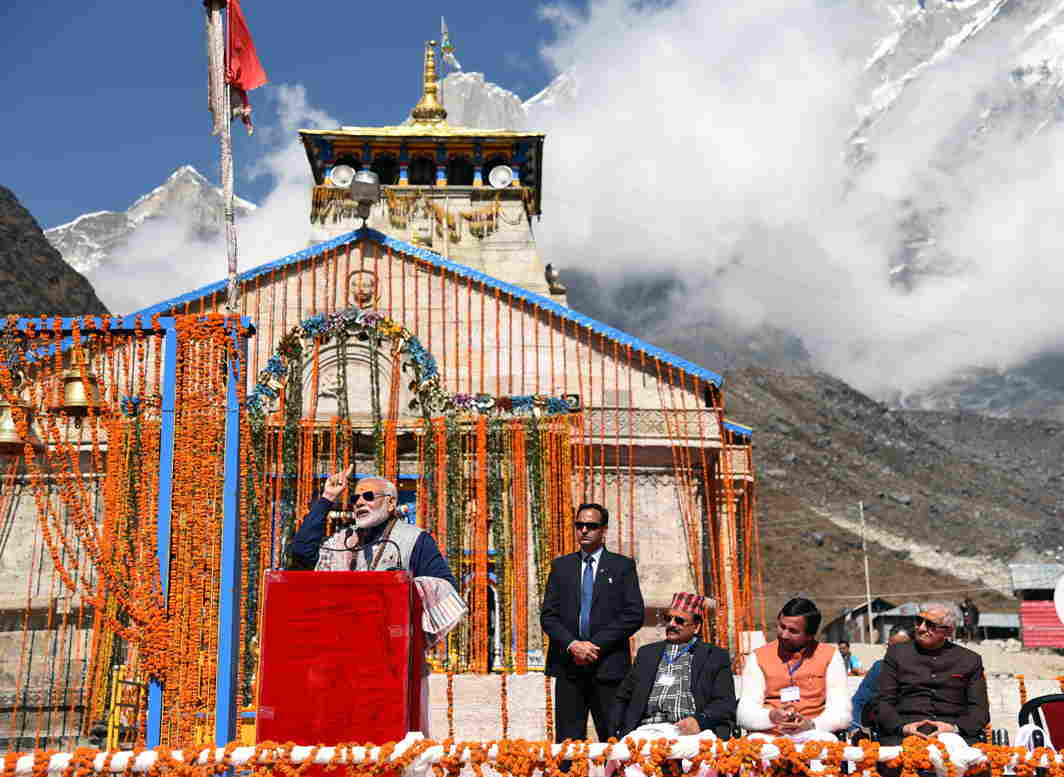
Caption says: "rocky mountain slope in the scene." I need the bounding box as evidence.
[0,186,108,316]
[45,165,255,275]
[726,366,1061,620]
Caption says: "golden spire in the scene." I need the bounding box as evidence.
[410,40,448,125]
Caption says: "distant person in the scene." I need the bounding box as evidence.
[959,597,980,642]
[541,503,645,742]
[876,603,989,746]
[737,597,850,741]
[611,593,736,740]
[839,640,863,675]
[850,625,911,730]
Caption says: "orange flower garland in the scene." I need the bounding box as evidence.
[500,673,508,740]
[4,737,1064,777]
[543,674,553,742]
[446,671,455,739]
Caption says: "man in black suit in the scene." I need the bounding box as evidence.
[541,503,645,742]
[611,593,736,740]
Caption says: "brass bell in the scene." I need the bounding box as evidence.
[52,349,105,421]
[0,395,42,455]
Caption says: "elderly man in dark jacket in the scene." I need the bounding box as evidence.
[876,603,989,746]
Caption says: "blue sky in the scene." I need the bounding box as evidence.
[1,2,566,230]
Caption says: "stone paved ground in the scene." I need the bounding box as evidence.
[427,642,1064,742]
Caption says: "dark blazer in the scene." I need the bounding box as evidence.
[540,549,644,681]
[611,640,736,738]
[875,640,989,744]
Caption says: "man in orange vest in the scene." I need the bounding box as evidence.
[737,597,851,741]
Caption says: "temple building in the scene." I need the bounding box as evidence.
[0,40,759,746]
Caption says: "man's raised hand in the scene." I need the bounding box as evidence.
[322,463,353,501]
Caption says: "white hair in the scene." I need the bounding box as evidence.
[922,602,959,630]
[359,476,397,499]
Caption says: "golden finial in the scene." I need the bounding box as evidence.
[410,40,448,124]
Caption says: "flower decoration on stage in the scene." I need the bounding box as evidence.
[5,734,1063,777]
[247,305,577,420]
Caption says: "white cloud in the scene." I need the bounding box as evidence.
[532,0,1064,399]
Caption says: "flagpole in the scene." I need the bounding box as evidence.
[220,82,239,313]
[206,0,239,313]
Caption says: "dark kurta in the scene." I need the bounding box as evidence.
[875,639,989,744]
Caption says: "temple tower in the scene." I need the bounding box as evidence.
[300,42,564,302]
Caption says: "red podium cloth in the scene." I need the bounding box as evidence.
[256,571,426,745]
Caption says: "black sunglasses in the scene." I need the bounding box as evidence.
[352,491,387,503]
[662,614,689,626]
[915,616,949,631]
[574,521,604,531]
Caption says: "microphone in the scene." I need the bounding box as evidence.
[317,526,359,554]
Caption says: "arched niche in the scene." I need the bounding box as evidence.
[408,155,436,186]
[372,153,399,185]
[300,340,419,421]
[447,155,475,186]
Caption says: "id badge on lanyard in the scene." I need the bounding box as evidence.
[781,655,804,703]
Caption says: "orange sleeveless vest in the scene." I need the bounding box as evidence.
[754,640,835,730]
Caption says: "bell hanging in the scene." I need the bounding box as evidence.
[0,395,42,455]
[52,349,105,421]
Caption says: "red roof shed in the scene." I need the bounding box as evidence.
[1020,600,1064,648]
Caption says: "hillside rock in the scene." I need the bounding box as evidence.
[725,367,1060,618]
[0,186,108,316]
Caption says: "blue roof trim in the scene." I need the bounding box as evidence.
[131,227,724,387]
[723,420,753,439]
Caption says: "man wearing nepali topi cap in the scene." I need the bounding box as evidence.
[610,592,737,740]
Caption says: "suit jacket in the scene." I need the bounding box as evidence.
[540,549,644,681]
[875,640,989,743]
[611,639,737,738]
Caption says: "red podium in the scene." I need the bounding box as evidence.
[256,571,426,745]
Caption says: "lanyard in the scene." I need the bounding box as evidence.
[664,641,696,667]
[786,655,805,680]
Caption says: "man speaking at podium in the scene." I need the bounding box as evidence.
[288,465,464,638]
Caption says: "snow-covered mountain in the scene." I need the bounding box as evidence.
[46,166,256,274]
[435,69,578,130]
[438,72,528,129]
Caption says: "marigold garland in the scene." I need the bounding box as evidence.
[7,737,1064,777]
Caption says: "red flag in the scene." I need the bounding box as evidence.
[226,0,267,132]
